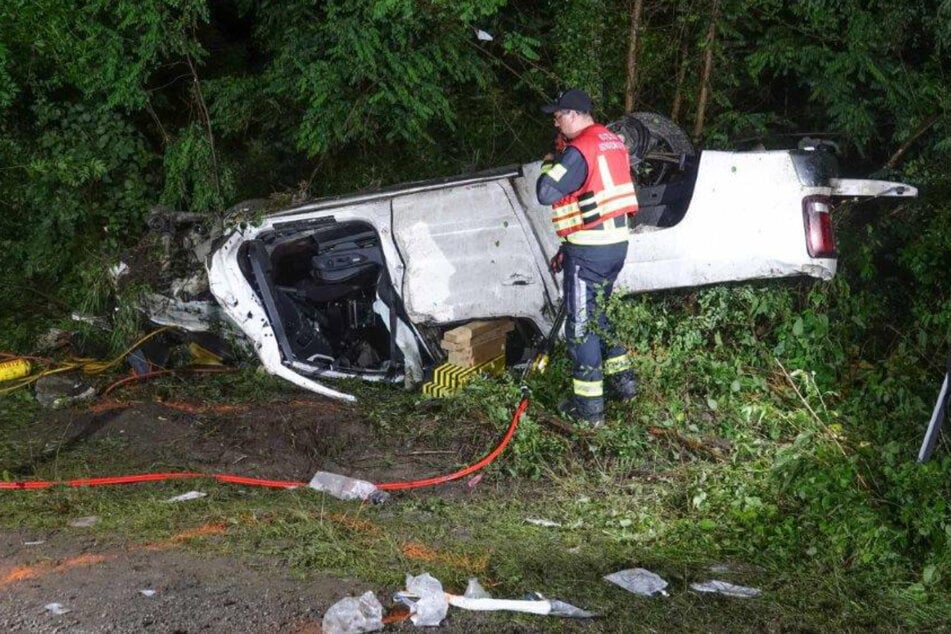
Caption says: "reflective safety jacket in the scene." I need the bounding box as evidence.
[549,124,638,245]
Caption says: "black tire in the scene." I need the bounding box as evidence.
[607,112,695,186]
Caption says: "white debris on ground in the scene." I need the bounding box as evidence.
[604,568,670,597]
[689,580,762,598]
[139,589,157,597]
[44,603,71,615]
[321,590,384,634]
[308,471,384,502]
[164,490,207,503]
[463,578,491,599]
[68,516,99,528]
[395,572,596,621]
[525,517,562,528]
[397,573,449,626]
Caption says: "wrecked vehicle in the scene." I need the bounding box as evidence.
[144,113,917,402]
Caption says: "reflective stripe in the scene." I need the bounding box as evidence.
[551,185,637,237]
[604,354,631,375]
[596,196,639,216]
[571,265,587,339]
[573,378,603,398]
[547,124,638,240]
[566,224,630,245]
[548,163,568,182]
[597,155,615,190]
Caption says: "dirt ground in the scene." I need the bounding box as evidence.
[1,395,499,633]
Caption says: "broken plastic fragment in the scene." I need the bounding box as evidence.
[474,28,494,41]
[525,517,562,528]
[140,589,157,597]
[69,516,99,528]
[308,471,385,502]
[394,572,449,627]
[322,590,384,634]
[447,595,596,618]
[547,599,597,618]
[689,580,762,598]
[164,490,207,503]
[109,261,129,283]
[23,540,45,546]
[44,603,71,615]
[463,578,492,599]
[604,568,669,597]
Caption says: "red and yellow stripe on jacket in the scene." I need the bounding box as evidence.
[550,124,638,245]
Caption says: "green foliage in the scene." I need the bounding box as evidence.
[548,0,605,99]
[5,0,209,110]
[245,0,508,157]
[0,101,155,280]
[161,122,234,213]
[745,0,950,155]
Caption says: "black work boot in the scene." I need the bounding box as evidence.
[558,397,605,428]
[606,371,637,402]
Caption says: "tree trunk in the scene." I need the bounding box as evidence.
[692,0,720,144]
[186,53,222,203]
[624,0,645,112]
[671,39,689,123]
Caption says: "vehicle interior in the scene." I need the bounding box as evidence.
[239,219,413,377]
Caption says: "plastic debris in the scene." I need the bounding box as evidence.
[23,540,45,546]
[44,603,71,615]
[395,573,449,627]
[604,568,669,597]
[397,573,596,622]
[322,591,384,634]
[474,28,494,42]
[69,516,99,528]
[164,490,207,503]
[70,312,110,329]
[463,578,492,599]
[35,375,96,409]
[35,328,71,353]
[110,262,129,283]
[308,471,387,503]
[690,580,762,598]
[525,517,562,528]
[447,591,596,618]
[140,589,157,597]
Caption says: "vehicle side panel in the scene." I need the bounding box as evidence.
[392,182,551,326]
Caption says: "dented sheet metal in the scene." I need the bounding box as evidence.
[392,181,549,326]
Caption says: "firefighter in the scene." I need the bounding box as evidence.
[536,88,638,426]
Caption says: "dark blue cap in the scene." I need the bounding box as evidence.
[541,88,593,114]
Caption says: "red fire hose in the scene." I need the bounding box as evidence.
[1,306,563,497]
[0,395,531,493]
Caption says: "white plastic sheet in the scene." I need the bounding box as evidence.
[604,568,670,597]
[322,591,384,634]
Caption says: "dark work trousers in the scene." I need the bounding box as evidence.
[562,241,629,404]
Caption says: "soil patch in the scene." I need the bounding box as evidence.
[12,395,471,486]
[1,528,355,634]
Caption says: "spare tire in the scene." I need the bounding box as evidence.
[607,112,695,187]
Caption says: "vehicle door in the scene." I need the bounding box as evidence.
[391,179,552,327]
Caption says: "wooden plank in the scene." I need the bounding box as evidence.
[442,319,513,345]
[447,333,507,367]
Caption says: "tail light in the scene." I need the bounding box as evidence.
[802,195,836,258]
